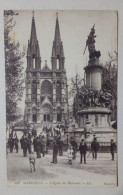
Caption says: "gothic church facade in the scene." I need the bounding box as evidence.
[24,14,68,127]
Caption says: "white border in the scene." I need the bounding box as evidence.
[0,0,123,194]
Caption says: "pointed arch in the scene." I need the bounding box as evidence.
[41,80,53,103]
[31,80,37,102]
[56,80,62,102]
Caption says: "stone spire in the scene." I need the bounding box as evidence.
[27,11,41,70]
[54,13,61,45]
[30,12,37,49]
[51,13,65,70]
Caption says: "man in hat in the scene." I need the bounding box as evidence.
[110,139,116,161]
[79,139,87,164]
[91,137,100,160]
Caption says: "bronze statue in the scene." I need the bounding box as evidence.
[83,25,101,59]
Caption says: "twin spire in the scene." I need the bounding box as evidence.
[27,12,65,70]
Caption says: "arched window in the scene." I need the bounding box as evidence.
[32,107,37,122]
[57,107,62,122]
[32,80,37,102]
[41,80,53,103]
[56,80,62,102]
[56,55,60,69]
[32,54,36,69]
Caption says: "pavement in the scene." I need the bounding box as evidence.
[7,148,117,187]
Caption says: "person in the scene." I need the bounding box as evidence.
[27,136,32,154]
[20,135,24,149]
[70,137,77,159]
[79,139,87,164]
[23,136,28,157]
[58,139,63,156]
[41,136,47,157]
[36,137,41,158]
[33,134,37,152]
[8,136,14,153]
[51,141,58,164]
[14,136,19,153]
[67,144,73,165]
[29,150,36,172]
[110,139,116,161]
[91,137,100,160]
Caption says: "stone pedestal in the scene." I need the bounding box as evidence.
[73,58,116,143]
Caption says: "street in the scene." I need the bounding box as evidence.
[7,148,117,187]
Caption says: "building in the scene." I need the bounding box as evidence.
[24,13,68,127]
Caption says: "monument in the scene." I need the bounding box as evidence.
[74,25,116,142]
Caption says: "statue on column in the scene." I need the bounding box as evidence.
[83,24,101,59]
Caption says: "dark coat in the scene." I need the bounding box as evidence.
[110,143,116,152]
[8,138,14,147]
[33,137,37,152]
[79,142,87,154]
[14,138,19,147]
[70,140,77,151]
[91,140,100,151]
[53,143,58,155]
[36,140,41,152]
[22,138,28,149]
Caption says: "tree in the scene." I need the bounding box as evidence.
[4,10,26,123]
[68,73,85,121]
[102,51,117,120]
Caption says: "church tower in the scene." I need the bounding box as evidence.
[27,13,41,70]
[51,13,68,124]
[24,13,41,124]
[51,13,65,70]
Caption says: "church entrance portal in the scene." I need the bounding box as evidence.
[41,104,53,123]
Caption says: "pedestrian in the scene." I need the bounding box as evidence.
[29,150,36,172]
[58,139,63,156]
[33,135,37,152]
[91,137,100,160]
[79,139,87,164]
[51,141,58,164]
[67,144,73,165]
[23,137,28,157]
[27,136,32,154]
[20,135,24,149]
[36,137,41,158]
[110,139,116,161]
[14,136,19,153]
[8,136,14,153]
[70,137,77,159]
[41,136,47,157]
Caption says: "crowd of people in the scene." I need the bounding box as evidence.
[7,132,116,172]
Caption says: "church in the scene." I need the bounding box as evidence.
[24,13,69,127]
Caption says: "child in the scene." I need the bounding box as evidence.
[67,144,73,165]
[29,150,36,172]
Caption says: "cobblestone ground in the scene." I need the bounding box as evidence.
[7,148,117,187]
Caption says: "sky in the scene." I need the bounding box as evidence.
[10,10,117,112]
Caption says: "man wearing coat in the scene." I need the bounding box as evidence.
[8,136,14,153]
[110,139,116,161]
[14,136,19,153]
[91,137,100,160]
[51,141,58,164]
[79,139,87,164]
